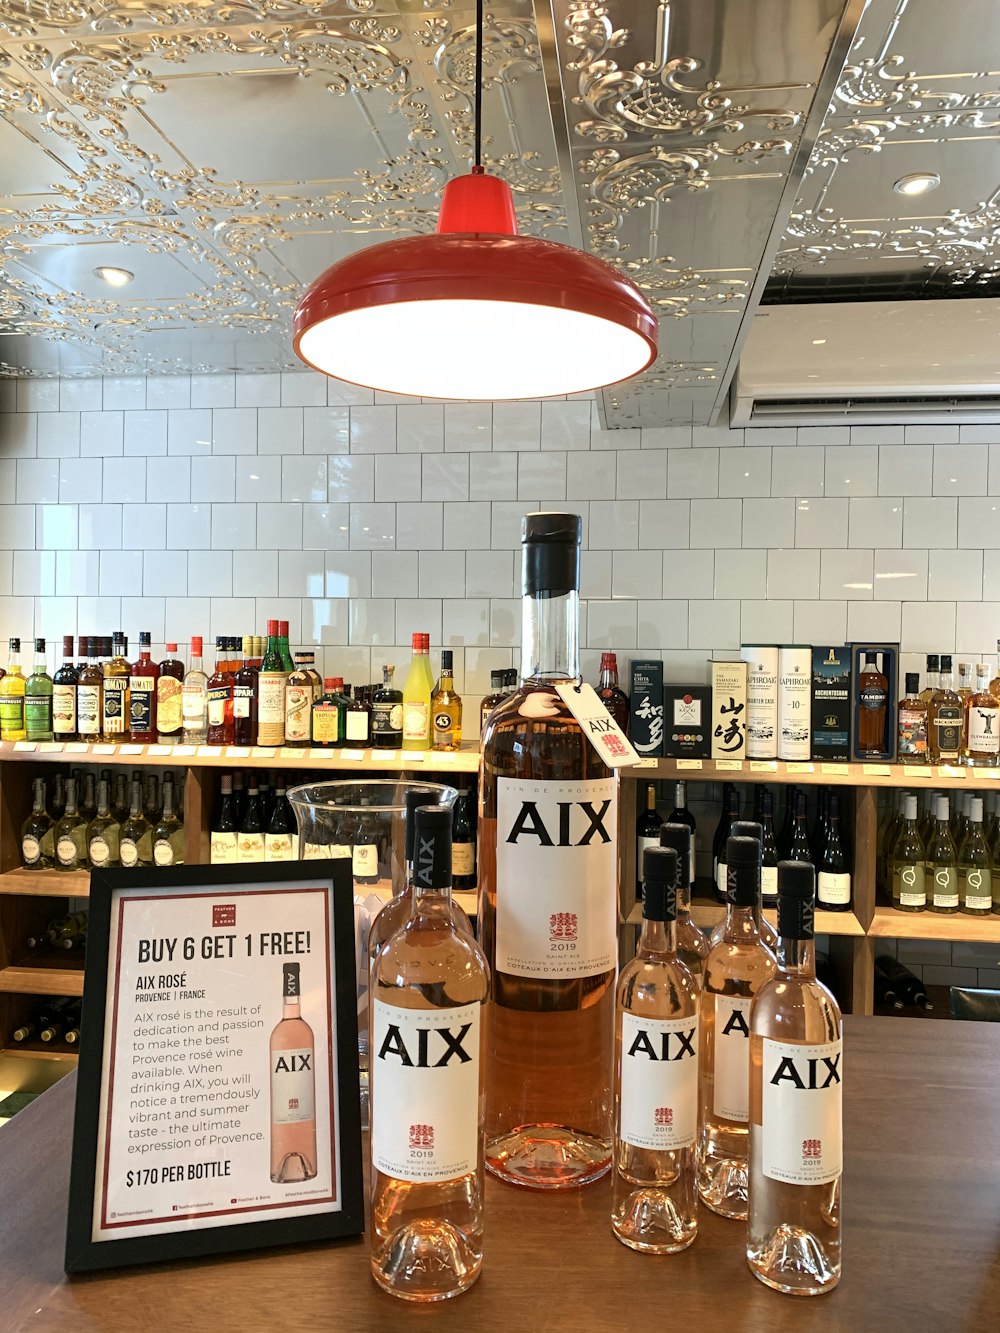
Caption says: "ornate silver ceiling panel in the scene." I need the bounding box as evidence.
[771,0,1000,300]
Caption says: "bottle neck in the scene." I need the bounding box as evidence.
[638,916,676,958]
[32,783,44,814]
[775,936,815,977]
[33,650,46,672]
[383,667,393,686]
[724,899,761,941]
[939,669,954,691]
[189,655,203,673]
[282,996,301,1020]
[520,589,580,682]
[439,671,454,690]
[600,663,618,688]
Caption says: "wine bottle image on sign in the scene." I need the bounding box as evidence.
[480,513,618,1189]
[270,961,317,1184]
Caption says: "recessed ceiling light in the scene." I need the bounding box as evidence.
[94,265,134,287]
[812,339,826,345]
[893,172,941,196]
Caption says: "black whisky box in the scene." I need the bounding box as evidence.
[811,646,852,761]
[849,642,899,762]
[629,659,664,757]
[663,684,712,758]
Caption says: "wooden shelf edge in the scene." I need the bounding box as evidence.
[870,907,1000,943]
[0,869,90,897]
[0,966,85,997]
[625,758,999,788]
[689,901,865,938]
[0,1044,78,1064]
[0,741,482,773]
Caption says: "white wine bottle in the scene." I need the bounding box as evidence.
[748,859,842,1295]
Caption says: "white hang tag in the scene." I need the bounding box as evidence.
[554,682,642,768]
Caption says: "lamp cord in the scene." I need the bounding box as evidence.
[474,0,483,170]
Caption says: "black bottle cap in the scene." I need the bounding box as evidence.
[139,630,151,646]
[940,654,953,672]
[727,835,760,905]
[282,960,301,997]
[659,822,690,887]
[731,820,762,854]
[441,649,453,670]
[905,672,919,694]
[642,846,677,922]
[8,637,19,651]
[521,511,582,597]
[926,653,940,670]
[777,860,815,940]
[413,805,452,891]
[404,786,440,861]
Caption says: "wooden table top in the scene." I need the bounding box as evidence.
[3,1015,999,1333]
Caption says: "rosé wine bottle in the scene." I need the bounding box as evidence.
[269,961,318,1183]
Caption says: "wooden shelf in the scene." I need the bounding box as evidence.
[0,869,89,898]
[623,896,865,938]
[870,906,1000,942]
[0,1041,78,1063]
[0,954,85,997]
[0,740,482,773]
[626,757,998,788]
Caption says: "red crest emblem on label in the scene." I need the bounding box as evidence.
[409,1123,434,1149]
[802,1138,821,1158]
[654,1107,674,1126]
[212,903,236,928]
[289,1098,299,1110]
[549,912,578,942]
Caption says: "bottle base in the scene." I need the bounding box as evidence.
[747,1224,840,1296]
[270,1152,317,1184]
[612,1189,697,1254]
[697,1157,748,1219]
[486,1125,611,1190]
[371,1220,482,1302]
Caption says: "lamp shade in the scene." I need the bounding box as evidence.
[293,172,657,401]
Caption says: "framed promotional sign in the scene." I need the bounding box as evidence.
[65,862,363,1273]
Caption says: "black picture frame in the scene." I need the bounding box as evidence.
[65,861,363,1273]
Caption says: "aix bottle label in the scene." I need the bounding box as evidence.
[495,777,617,979]
[271,1046,315,1125]
[371,999,481,1184]
[619,1012,698,1151]
[713,995,752,1122]
[761,1038,842,1185]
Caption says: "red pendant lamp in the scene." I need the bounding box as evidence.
[293,2,657,401]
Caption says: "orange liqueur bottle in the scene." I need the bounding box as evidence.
[480,512,618,1189]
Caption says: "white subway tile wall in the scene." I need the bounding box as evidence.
[5,373,1000,981]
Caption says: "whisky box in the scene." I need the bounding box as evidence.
[663,684,712,758]
[710,660,748,760]
[740,644,779,759]
[811,646,852,761]
[629,659,664,757]
[777,645,812,761]
[849,642,899,762]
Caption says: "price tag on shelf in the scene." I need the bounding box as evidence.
[906,766,934,778]
[341,749,366,761]
[66,742,89,753]
[399,751,426,762]
[173,746,195,757]
[676,759,703,770]
[282,748,307,760]
[980,769,1000,779]
[251,747,277,759]
[308,749,332,761]
[749,761,777,772]
[937,766,967,779]
[225,748,251,759]
[92,744,115,756]
[147,745,172,757]
[786,762,815,774]
[12,741,36,752]
[39,743,64,754]
[716,759,743,772]
[120,745,143,756]
[630,756,659,769]
[862,764,891,777]
[821,764,849,776]
[196,747,216,758]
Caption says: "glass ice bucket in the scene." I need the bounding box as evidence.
[286,779,459,1123]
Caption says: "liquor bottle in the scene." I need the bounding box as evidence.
[965,663,1000,767]
[451,789,476,890]
[0,638,26,742]
[747,860,842,1296]
[667,780,697,888]
[817,791,851,912]
[269,961,317,1183]
[612,845,699,1254]
[711,784,740,903]
[265,786,296,861]
[659,823,710,986]
[41,999,82,1043]
[957,660,973,746]
[927,795,958,913]
[257,620,286,747]
[697,835,776,1219]
[431,649,463,751]
[51,636,78,740]
[239,784,266,863]
[372,664,403,749]
[343,683,372,747]
[156,643,184,743]
[757,789,780,906]
[181,635,209,744]
[920,654,940,705]
[479,670,505,737]
[856,651,888,757]
[119,777,152,868]
[152,781,185,867]
[596,651,630,733]
[370,805,489,1300]
[205,637,235,746]
[402,632,434,751]
[21,778,54,869]
[87,777,120,869]
[480,512,617,1189]
[368,788,473,967]
[890,795,925,913]
[301,649,324,703]
[929,655,963,763]
[636,783,663,897]
[277,620,294,674]
[284,652,314,745]
[233,636,258,746]
[22,638,53,742]
[76,636,102,742]
[311,677,344,748]
[211,774,240,864]
[897,672,929,764]
[53,777,87,872]
[102,632,129,742]
[959,796,992,916]
[788,790,814,865]
[351,797,380,885]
